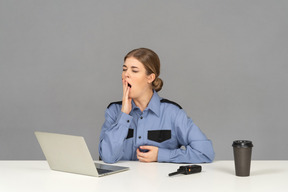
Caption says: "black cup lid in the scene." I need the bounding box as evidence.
[232,140,253,148]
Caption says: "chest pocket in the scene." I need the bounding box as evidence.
[148,130,171,143]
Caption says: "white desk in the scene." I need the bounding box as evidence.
[0,161,287,192]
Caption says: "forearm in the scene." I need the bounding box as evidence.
[99,112,133,163]
[157,140,215,163]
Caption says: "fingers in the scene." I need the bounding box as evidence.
[122,78,127,95]
[139,146,152,150]
[121,78,132,114]
[136,149,149,162]
[122,79,130,99]
[137,146,158,162]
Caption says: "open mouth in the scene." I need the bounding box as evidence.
[128,83,132,88]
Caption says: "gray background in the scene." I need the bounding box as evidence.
[1,0,287,160]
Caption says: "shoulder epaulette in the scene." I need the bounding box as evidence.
[160,99,182,109]
[107,101,122,108]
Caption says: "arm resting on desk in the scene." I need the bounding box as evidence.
[158,109,215,163]
[158,140,215,163]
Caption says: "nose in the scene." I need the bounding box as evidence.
[123,70,130,79]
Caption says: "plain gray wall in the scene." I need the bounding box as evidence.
[1,0,287,160]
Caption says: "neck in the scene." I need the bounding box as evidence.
[133,89,154,112]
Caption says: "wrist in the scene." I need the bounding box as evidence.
[121,108,130,114]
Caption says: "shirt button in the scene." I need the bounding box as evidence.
[138,136,141,139]
[140,116,143,119]
[127,120,130,123]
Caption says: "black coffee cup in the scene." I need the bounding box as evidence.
[232,140,253,176]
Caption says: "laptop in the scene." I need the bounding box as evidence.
[35,131,129,177]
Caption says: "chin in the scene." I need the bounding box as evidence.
[128,94,136,99]
[129,92,139,100]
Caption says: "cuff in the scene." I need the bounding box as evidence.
[116,112,133,127]
[157,148,171,162]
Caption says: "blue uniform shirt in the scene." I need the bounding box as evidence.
[99,90,215,164]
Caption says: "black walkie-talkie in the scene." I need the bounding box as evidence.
[168,165,202,177]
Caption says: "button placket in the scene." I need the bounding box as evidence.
[139,116,144,139]
[136,113,145,145]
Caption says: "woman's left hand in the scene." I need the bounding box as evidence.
[136,146,159,162]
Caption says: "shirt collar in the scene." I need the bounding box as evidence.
[131,90,161,117]
[147,90,161,117]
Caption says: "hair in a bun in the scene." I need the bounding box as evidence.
[124,48,164,92]
[152,77,163,92]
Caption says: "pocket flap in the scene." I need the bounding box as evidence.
[148,130,171,143]
[126,128,134,139]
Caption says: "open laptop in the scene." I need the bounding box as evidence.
[35,131,129,177]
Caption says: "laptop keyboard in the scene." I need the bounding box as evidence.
[97,168,113,174]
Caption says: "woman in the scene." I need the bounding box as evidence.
[99,48,215,164]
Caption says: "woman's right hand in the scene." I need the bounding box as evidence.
[121,79,132,114]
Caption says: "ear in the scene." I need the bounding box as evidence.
[147,73,156,84]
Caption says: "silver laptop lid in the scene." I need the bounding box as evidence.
[35,131,99,177]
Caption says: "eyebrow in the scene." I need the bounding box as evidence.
[122,65,139,69]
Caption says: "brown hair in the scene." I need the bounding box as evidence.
[124,48,163,92]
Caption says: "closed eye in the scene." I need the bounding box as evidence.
[122,65,139,73]
[131,66,139,73]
